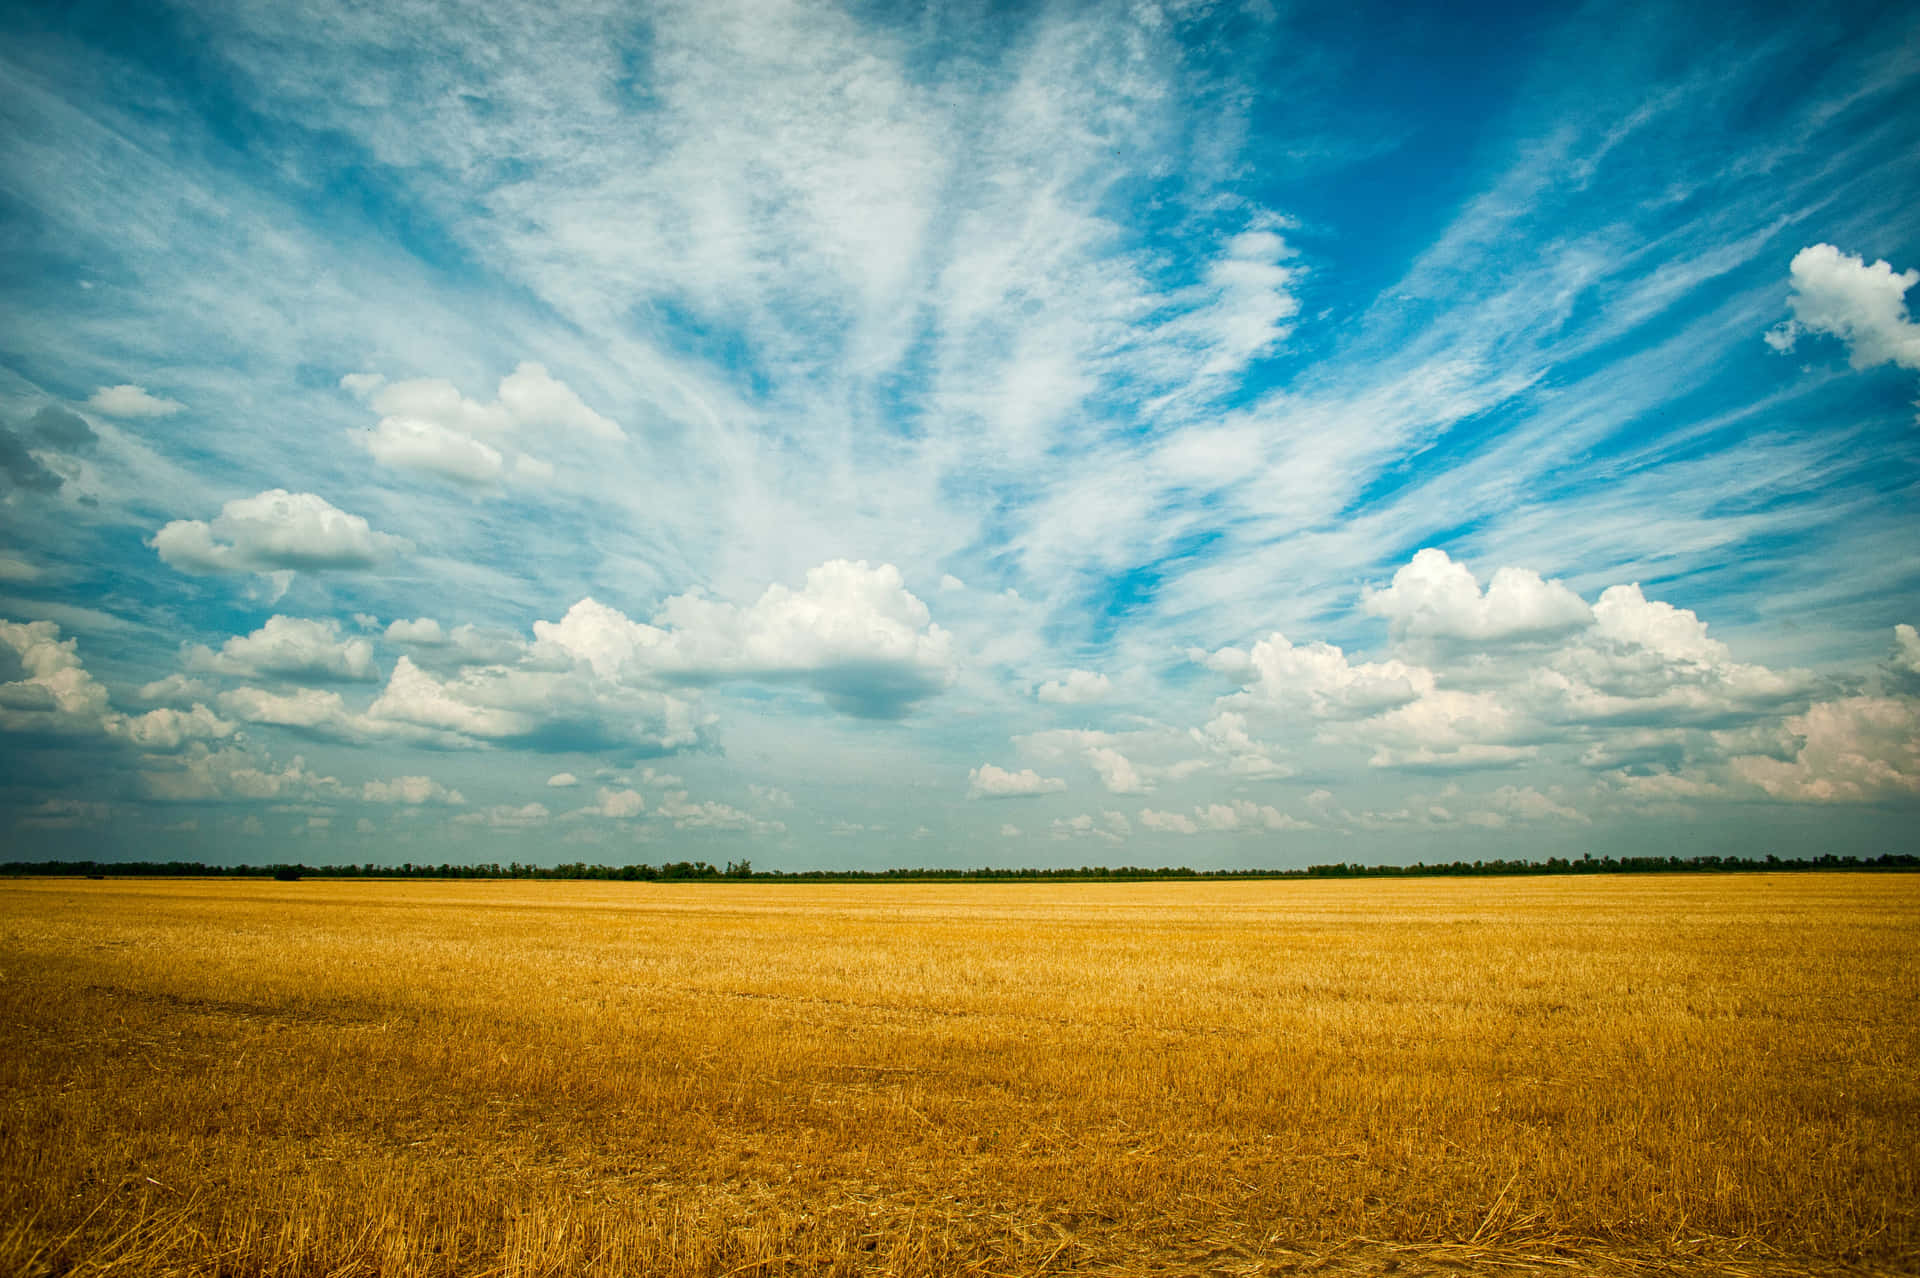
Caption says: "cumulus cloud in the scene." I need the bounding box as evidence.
[534,560,954,718]
[656,789,783,833]
[1197,633,1433,719]
[967,763,1067,799]
[186,615,380,681]
[2,618,231,749]
[363,655,708,754]
[455,802,551,829]
[1365,548,1591,644]
[1036,669,1113,703]
[1138,808,1198,835]
[574,786,646,818]
[1767,244,1920,370]
[363,417,506,487]
[346,361,620,488]
[141,744,342,803]
[1050,810,1131,842]
[1731,697,1920,802]
[138,673,217,705]
[361,775,466,805]
[1083,745,1147,794]
[547,772,579,787]
[86,384,185,417]
[151,490,411,575]
[1190,711,1291,779]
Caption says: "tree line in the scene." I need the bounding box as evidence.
[3,852,1915,881]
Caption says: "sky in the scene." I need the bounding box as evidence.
[2,0,1918,869]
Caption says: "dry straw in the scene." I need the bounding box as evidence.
[1,873,1914,1275]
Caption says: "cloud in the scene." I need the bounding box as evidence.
[1083,745,1147,794]
[497,362,624,440]
[1050,810,1130,842]
[547,772,579,787]
[151,490,411,575]
[361,775,466,805]
[1036,669,1112,703]
[362,416,506,487]
[346,361,620,488]
[1,618,232,749]
[141,744,342,803]
[110,703,236,750]
[138,673,217,705]
[28,406,97,451]
[1767,244,1920,371]
[534,560,954,718]
[85,384,185,417]
[749,783,794,809]
[454,802,551,829]
[1731,697,1920,802]
[363,655,708,754]
[0,617,117,739]
[186,615,380,682]
[1191,711,1291,779]
[1198,633,1433,719]
[1194,799,1311,832]
[1483,785,1589,824]
[574,786,645,818]
[1364,548,1591,644]
[967,763,1067,799]
[1138,808,1199,835]
[656,789,782,833]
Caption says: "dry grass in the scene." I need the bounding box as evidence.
[1,873,1915,1276]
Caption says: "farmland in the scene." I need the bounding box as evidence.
[1,874,1915,1276]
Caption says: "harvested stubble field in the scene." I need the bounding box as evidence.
[1,875,1916,1278]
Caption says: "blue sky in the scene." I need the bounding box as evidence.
[3,0,1917,868]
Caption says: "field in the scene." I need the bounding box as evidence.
[1,875,1915,1277]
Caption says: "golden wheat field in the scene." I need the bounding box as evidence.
[1,873,1916,1278]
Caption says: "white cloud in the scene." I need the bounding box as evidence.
[0,617,113,734]
[1483,785,1588,824]
[1138,808,1198,835]
[534,560,954,718]
[998,823,1022,838]
[361,416,505,487]
[361,775,466,805]
[547,772,579,788]
[365,657,535,740]
[2,618,230,749]
[138,673,217,705]
[1768,244,1920,371]
[186,615,379,681]
[967,763,1067,799]
[85,384,185,417]
[109,704,235,751]
[497,362,624,441]
[151,490,410,575]
[386,617,446,645]
[656,789,782,833]
[141,744,342,803]
[574,786,646,819]
[1083,745,1147,794]
[1364,548,1591,643]
[1198,633,1433,719]
[1194,799,1309,832]
[347,361,620,488]
[1190,711,1291,779]
[1731,697,1920,802]
[455,802,551,829]
[1036,669,1112,703]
